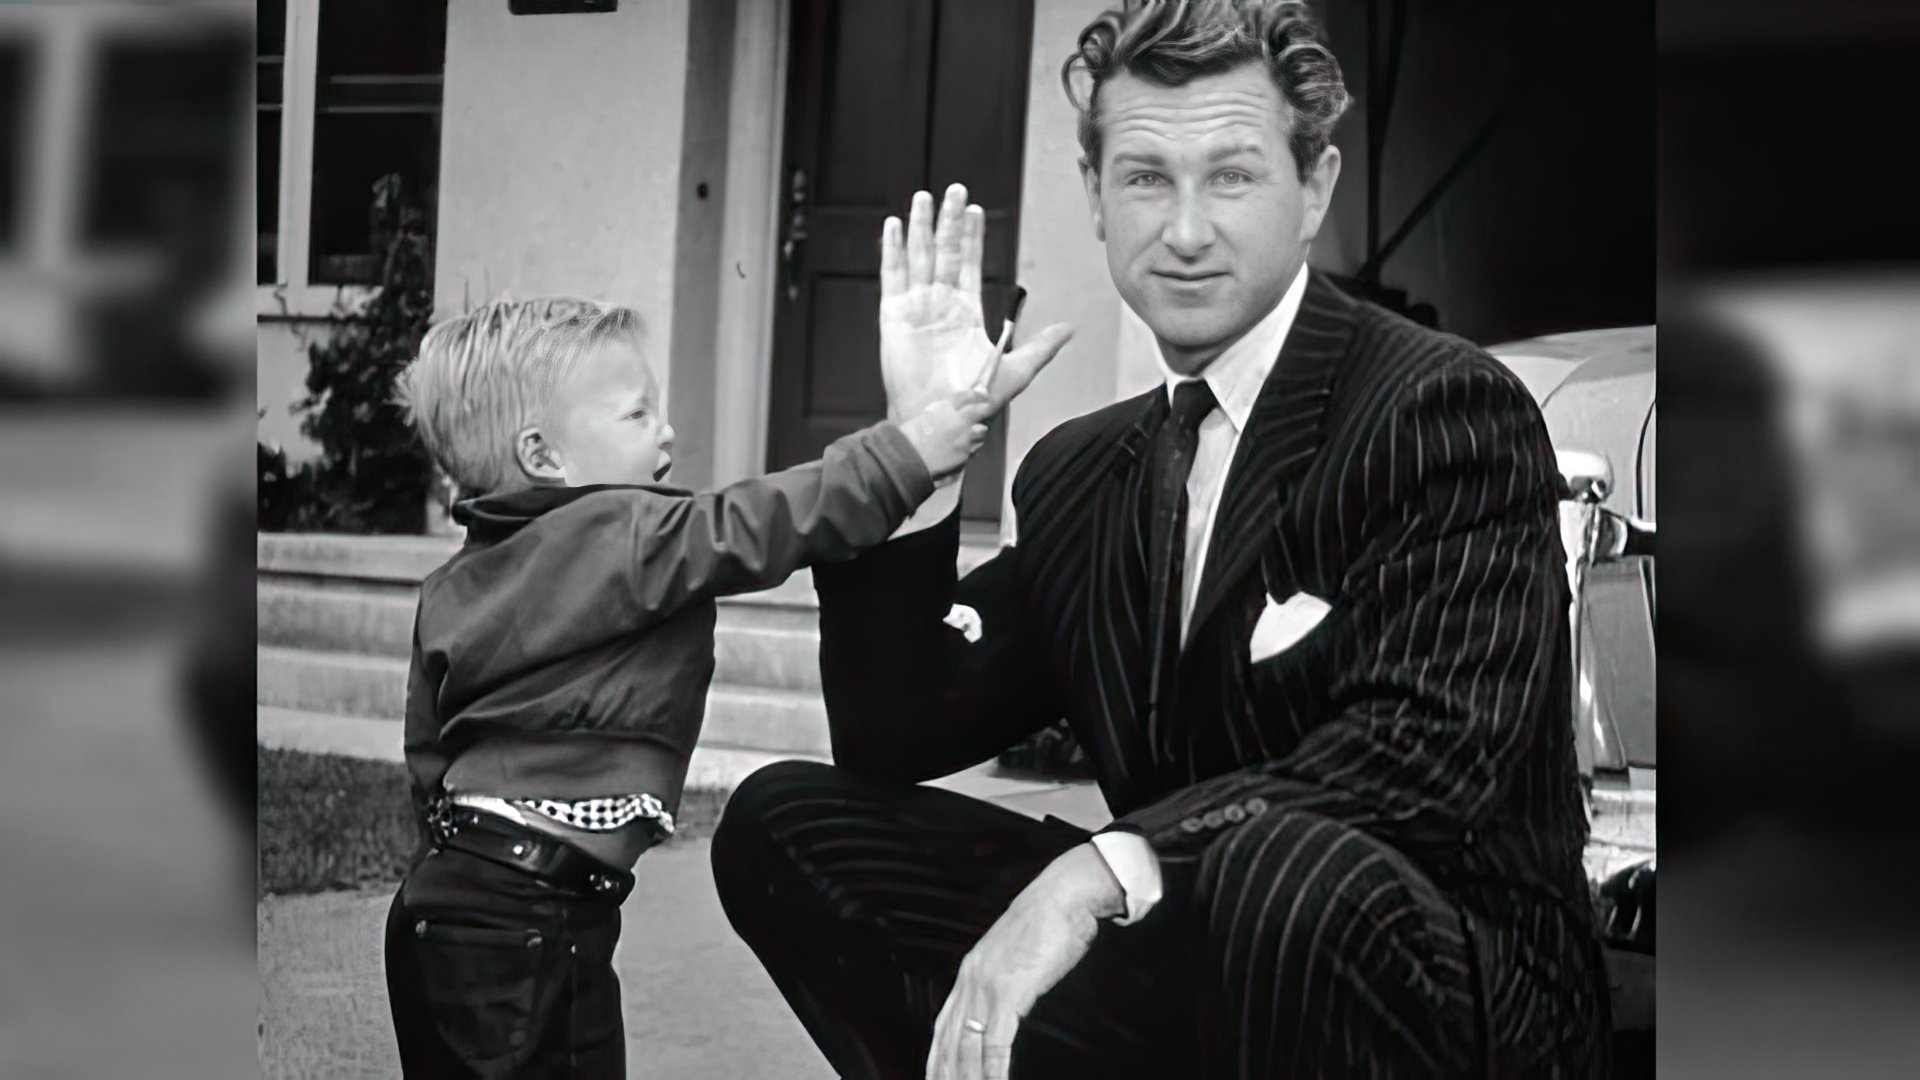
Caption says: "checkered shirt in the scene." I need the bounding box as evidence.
[514,792,676,836]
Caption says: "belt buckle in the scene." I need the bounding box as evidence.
[426,795,458,840]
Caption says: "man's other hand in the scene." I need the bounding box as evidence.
[927,843,1124,1080]
[880,184,1072,425]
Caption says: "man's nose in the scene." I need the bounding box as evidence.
[1160,191,1216,258]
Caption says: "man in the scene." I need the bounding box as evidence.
[713,2,1608,1076]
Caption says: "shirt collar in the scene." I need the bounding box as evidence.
[1155,262,1310,435]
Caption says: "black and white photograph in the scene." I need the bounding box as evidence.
[249,1,1656,1074]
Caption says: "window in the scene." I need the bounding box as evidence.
[85,33,247,254]
[0,42,30,253]
[259,0,285,282]
[306,0,446,285]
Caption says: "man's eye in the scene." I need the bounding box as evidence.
[1217,170,1251,187]
[1126,173,1162,188]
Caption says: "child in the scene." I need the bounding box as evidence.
[383,298,1000,1076]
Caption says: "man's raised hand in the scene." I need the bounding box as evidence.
[880,184,1073,425]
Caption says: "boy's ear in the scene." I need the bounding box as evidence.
[515,426,566,483]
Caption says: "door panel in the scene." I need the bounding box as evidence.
[769,0,1034,522]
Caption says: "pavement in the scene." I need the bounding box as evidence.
[258,769,1110,1079]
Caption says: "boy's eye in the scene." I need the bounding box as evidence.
[626,410,649,422]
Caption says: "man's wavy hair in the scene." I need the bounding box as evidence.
[1064,0,1350,183]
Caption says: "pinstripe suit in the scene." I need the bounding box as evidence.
[714,272,1609,1077]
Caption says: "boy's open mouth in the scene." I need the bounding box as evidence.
[653,458,671,482]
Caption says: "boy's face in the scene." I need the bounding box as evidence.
[542,338,675,487]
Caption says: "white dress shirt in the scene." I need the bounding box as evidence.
[1091,262,1309,924]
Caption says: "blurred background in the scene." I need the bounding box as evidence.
[0,1,255,1076]
[0,0,1914,1075]
[1659,0,1920,1074]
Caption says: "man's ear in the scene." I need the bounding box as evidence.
[1298,145,1342,244]
[1079,157,1105,242]
[515,426,566,484]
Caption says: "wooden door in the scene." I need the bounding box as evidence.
[768,0,1034,522]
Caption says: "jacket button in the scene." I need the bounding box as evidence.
[526,933,543,949]
[414,920,427,938]
[1201,810,1225,829]
[1180,818,1204,834]
[1223,805,1246,823]
[1463,828,1476,846]
[1245,797,1268,817]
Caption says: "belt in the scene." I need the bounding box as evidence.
[428,803,635,904]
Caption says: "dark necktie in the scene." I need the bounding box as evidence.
[1144,378,1218,754]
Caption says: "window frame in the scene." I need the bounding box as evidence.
[257,0,380,320]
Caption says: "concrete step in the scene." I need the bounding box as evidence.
[259,532,458,584]
[258,705,404,761]
[259,590,826,690]
[257,704,823,788]
[713,621,820,691]
[260,530,1006,591]
[698,685,831,757]
[259,581,416,657]
[257,647,827,755]
[261,570,827,688]
[259,645,408,720]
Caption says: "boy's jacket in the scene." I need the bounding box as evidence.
[404,422,933,817]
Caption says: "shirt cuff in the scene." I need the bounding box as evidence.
[890,477,963,539]
[1089,830,1164,926]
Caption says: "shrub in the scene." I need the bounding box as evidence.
[260,173,434,533]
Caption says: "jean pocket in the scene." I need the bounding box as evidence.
[409,917,550,1067]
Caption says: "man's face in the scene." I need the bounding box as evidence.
[1083,63,1340,375]
[543,338,675,487]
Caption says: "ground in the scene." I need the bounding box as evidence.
[260,840,828,1079]
[259,776,1108,1078]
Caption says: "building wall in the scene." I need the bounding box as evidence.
[1003,0,1153,529]
[257,319,314,457]
[432,0,696,416]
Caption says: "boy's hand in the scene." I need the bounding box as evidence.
[880,185,1073,423]
[897,390,997,483]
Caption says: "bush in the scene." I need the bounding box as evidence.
[260,173,434,533]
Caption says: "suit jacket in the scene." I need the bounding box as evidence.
[813,272,1591,918]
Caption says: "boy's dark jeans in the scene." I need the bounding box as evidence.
[386,846,626,1077]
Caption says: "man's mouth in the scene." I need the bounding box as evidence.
[1153,270,1228,283]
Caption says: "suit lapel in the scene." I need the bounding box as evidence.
[1185,271,1356,644]
[1079,391,1164,809]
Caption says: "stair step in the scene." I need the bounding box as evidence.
[259,532,457,584]
[259,581,415,657]
[256,704,822,786]
[699,685,831,757]
[259,646,408,720]
[257,646,827,755]
[258,705,403,762]
[713,622,820,691]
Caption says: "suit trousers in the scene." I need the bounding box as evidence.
[385,846,626,1078]
[711,761,1489,1079]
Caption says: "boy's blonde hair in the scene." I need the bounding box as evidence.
[401,296,612,495]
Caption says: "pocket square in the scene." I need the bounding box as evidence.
[943,603,983,643]
[1249,592,1331,662]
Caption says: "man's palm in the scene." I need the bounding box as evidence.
[879,185,1072,422]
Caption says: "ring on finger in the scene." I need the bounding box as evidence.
[963,1018,987,1035]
